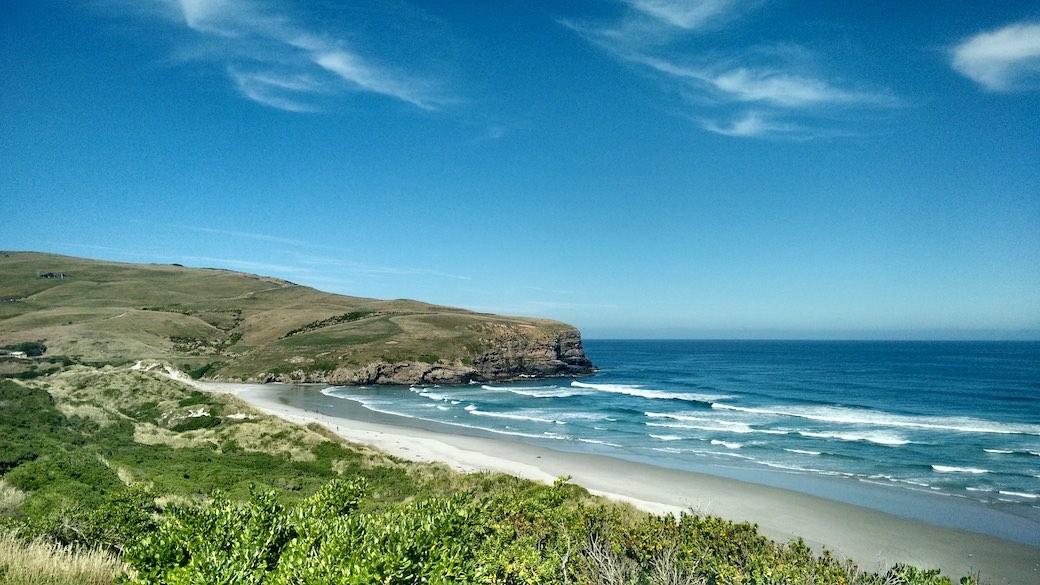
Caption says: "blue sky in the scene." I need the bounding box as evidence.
[2,1,1039,339]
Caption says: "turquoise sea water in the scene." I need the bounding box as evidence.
[292,340,1040,543]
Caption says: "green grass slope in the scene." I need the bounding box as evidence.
[0,252,589,382]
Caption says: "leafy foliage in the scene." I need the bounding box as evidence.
[1,341,47,356]
[281,311,376,339]
[0,370,979,585]
[121,477,980,585]
[169,415,221,432]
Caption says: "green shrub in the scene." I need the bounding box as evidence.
[176,392,212,407]
[186,362,219,380]
[2,341,47,356]
[169,415,220,433]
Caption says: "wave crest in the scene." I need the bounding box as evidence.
[572,381,730,403]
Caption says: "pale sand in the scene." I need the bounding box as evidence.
[195,380,1039,584]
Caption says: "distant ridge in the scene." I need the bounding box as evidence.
[0,252,594,384]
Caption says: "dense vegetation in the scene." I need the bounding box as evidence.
[0,341,46,356]
[0,367,978,584]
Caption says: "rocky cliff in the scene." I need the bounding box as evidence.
[257,328,595,385]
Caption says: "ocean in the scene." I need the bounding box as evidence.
[286,340,1040,542]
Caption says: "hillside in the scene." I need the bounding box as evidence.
[0,252,593,384]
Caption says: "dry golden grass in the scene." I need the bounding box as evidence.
[0,482,25,516]
[0,532,124,585]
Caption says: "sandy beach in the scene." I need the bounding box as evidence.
[200,380,1039,585]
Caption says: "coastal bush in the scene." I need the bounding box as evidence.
[186,361,219,379]
[0,370,977,585]
[124,476,928,585]
[169,414,221,432]
[281,310,375,339]
[1,341,47,356]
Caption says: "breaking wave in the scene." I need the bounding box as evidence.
[798,430,910,446]
[572,381,730,403]
[711,403,1040,436]
[464,404,566,425]
[932,465,990,474]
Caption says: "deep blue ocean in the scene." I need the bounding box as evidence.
[316,340,1040,537]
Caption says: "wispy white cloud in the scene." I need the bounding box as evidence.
[952,22,1040,91]
[564,1,898,139]
[625,0,740,30]
[227,67,319,113]
[128,0,449,112]
[632,56,899,108]
[700,110,791,137]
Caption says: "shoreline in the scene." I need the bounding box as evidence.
[201,380,1040,584]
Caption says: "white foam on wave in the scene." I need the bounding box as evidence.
[869,474,931,488]
[710,439,743,449]
[578,438,622,448]
[798,430,909,446]
[323,390,568,440]
[507,387,591,398]
[649,434,683,441]
[644,413,757,434]
[932,465,989,474]
[711,403,1040,436]
[481,384,558,391]
[998,490,1038,499]
[784,448,821,456]
[651,447,683,454]
[983,448,1015,454]
[572,381,731,403]
[464,404,566,425]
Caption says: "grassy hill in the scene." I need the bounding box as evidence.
[0,252,593,384]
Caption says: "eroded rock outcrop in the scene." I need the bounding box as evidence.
[255,328,595,385]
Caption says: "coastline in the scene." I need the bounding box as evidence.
[202,380,1040,585]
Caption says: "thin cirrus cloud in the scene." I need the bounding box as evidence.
[138,0,448,112]
[565,0,898,138]
[625,0,741,30]
[951,21,1040,91]
[699,111,793,138]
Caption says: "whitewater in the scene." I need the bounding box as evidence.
[315,340,1040,523]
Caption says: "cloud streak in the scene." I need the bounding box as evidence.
[137,0,448,112]
[700,111,792,138]
[632,56,899,108]
[625,0,741,30]
[564,0,898,139]
[952,22,1040,91]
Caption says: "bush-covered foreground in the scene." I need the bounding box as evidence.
[0,367,979,585]
[123,478,976,585]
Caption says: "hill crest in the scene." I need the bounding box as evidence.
[0,251,594,384]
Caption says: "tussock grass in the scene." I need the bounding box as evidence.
[0,482,25,515]
[0,532,124,585]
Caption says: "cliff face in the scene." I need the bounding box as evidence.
[258,328,595,385]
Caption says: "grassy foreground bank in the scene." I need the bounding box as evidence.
[0,366,978,584]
